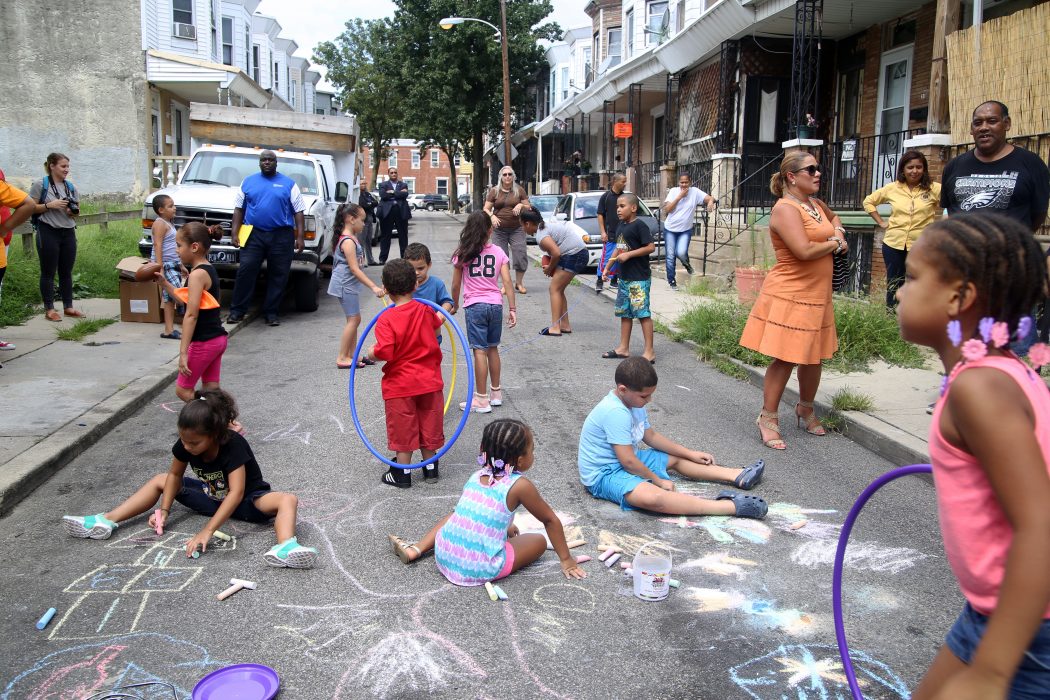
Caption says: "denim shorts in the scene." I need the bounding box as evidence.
[946,602,1050,698]
[614,279,652,319]
[464,302,503,349]
[174,476,272,523]
[585,449,670,511]
[557,249,589,274]
[336,289,360,317]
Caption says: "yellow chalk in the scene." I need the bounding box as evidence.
[484,582,498,602]
[212,530,232,542]
[566,539,586,549]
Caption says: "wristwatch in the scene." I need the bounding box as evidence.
[827,237,844,254]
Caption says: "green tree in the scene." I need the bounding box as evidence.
[391,0,559,207]
[314,19,403,191]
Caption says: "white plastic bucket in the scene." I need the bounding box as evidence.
[632,541,672,602]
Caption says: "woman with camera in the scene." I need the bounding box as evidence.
[30,152,82,321]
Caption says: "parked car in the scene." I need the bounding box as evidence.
[457,193,473,211]
[407,193,427,210]
[524,195,561,243]
[552,191,663,268]
[419,194,450,211]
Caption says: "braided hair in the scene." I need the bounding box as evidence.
[478,419,532,480]
[923,213,1048,331]
[177,389,239,444]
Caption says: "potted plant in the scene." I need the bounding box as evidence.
[797,113,819,140]
[581,160,592,175]
[734,210,772,304]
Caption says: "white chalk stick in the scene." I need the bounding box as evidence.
[605,553,621,567]
[669,579,680,588]
[484,582,498,602]
[575,555,592,564]
[598,547,616,562]
[492,584,508,601]
[623,568,633,576]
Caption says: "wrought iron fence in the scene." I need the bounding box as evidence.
[815,128,925,211]
[678,160,713,194]
[835,227,875,295]
[739,153,783,208]
[637,161,663,199]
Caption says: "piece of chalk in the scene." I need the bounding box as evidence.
[669,579,681,589]
[36,608,57,630]
[605,552,621,567]
[566,538,586,549]
[153,510,163,535]
[619,561,632,569]
[598,547,617,562]
[484,582,498,602]
[191,549,200,559]
[623,568,633,576]
[492,584,508,601]
[575,555,592,563]
[789,520,808,530]
[212,530,232,542]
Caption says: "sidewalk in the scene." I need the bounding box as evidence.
[0,301,252,516]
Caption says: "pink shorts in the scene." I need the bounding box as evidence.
[495,542,515,580]
[176,335,228,389]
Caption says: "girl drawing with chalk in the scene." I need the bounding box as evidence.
[389,418,586,584]
[62,390,318,569]
[896,214,1050,699]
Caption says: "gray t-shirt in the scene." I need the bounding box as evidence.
[29,179,77,229]
[536,220,587,256]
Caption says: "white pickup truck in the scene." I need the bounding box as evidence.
[140,103,359,312]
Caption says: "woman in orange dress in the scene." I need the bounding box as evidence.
[739,151,848,450]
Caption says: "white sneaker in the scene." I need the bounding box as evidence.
[489,387,503,406]
[459,393,492,413]
[0,340,14,351]
[63,514,116,540]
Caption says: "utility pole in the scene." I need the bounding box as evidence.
[500,0,512,167]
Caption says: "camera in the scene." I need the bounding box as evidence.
[67,199,79,215]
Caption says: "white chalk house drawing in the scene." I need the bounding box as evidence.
[729,643,910,700]
[48,527,235,641]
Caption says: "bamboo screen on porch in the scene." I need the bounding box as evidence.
[945,3,1050,143]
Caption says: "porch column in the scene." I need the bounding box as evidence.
[781,138,824,155]
[788,0,823,139]
[710,153,741,208]
[659,164,677,193]
[928,0,961,133]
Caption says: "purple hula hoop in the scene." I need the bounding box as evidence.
[832,463,933,699]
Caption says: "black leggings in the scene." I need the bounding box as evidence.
[36,222,77,310]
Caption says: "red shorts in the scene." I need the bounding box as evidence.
[176,335,228,389]
[385,390,445,453]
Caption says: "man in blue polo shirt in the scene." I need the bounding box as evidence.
[227,150,306,326]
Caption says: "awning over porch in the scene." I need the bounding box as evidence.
[146,49,272,108]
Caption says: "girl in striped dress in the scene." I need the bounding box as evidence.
[389,419,586,585]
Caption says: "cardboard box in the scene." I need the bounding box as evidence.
[119,280,163,323]
[116,256,151,280]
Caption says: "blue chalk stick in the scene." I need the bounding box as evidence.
[36,608,57,630]
[492,584,508,601]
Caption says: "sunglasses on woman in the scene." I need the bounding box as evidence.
[793,165,822,176]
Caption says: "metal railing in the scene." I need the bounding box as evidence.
[814,128,925,211]
[637,161,663,199]
[835,227,875,295]
[678,160,713,194]
[151,156,191,189]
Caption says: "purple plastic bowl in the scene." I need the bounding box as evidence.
[192,664,280,700]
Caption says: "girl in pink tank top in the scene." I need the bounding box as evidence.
[896,214,1050,700]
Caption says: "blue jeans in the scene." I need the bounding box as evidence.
[229,226,294,320]
[664,227,692,284]
[464,302,503,349]
[946,603,1050,698]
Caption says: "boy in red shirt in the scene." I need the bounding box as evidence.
[366,258,446,488]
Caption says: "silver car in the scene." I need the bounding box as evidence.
[524,195,561,244]
[552,191,663,268]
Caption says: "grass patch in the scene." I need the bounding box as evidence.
[711,356,749,381]
[820,410,848,433]
[652,318,683,341]
[683,277,723,298]
[675,295,925,374]
[830,386,875,412]
[0,219,142,327]
[56,317,117,341]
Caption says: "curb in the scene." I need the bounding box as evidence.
[522,245,931,468]
[0,312,257,518]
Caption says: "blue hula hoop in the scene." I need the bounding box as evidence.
[348,298,475,470]
[832,463,933,699]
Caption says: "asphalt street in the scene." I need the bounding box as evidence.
[1,211,958,699]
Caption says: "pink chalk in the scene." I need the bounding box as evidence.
[575,555,592,564]
[605,553,621,567]
[619,561,632,569]
[598,547,616,562]
[153,510,164,535]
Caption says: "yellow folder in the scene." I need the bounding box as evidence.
[238,224,253,246]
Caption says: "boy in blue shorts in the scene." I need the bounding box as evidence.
[601,193,656,363]
[405,242,453,344]
[577,357,768,518]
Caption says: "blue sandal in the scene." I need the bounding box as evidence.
[716,490,768,519]
[733,460,765,490]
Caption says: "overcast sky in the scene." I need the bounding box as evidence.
[255,0,591,88]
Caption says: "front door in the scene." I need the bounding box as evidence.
[873,46,912,189]
[741,76,790,207]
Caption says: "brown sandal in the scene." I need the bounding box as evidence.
[795,401,826,436]
[45,309,62,322]
[756,410,787,450]
[389,534,421,564]
[64,308,86,318]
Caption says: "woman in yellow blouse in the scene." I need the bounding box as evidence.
[863,150,941,308]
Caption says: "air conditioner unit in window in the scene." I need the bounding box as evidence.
[173,22,197,40]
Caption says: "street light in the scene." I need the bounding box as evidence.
[438,2,513,169]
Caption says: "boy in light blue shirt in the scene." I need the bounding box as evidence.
[405,242,453,343]
[577,357,768,518]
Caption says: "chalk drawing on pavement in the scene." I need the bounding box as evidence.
[684,588,815,635]
[659,515,772,544]
[532,583,596,615]
[677,552,759,579]
[792,539,932,574]
[729,643,910,700]
[272,603,386,663]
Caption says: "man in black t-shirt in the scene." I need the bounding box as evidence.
[595,173,626,293]
[600,193,656,363]
[942,101,1050,232]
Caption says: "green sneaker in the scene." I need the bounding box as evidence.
[263,537,318,569]
[62,514,117,540]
